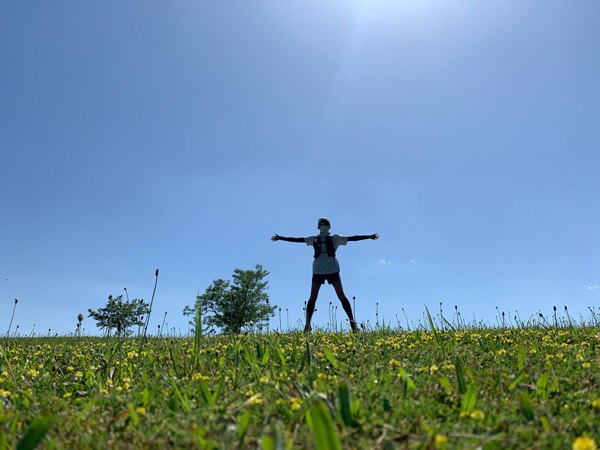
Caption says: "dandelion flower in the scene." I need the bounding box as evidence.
[470,410,485,421]
[573,437,597,450]
[592,399,600,409]
[435,435,448,449]
[291,397,302,411]
[249,394,263,405]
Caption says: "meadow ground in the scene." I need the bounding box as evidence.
[1,323,599,449]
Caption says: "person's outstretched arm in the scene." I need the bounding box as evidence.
[347,233,379,241]
[271,234,305,243]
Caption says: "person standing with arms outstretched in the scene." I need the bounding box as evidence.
[271,217,379,332]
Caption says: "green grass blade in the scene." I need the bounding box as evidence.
[0,428,7,450]
[237,409,252,442]
[262,422,285,450]
[536,374,549,399]
[198,378,215,405]
[213,374,225,403]
[518,346,526,371]
[323,347,339,369]
[508,370,525,392]
[193,295,202,367]
[275,347,286,366]
[338,381,356,427]
[425,305,440,346]
[309,400,342,450]
[518,392,535,420]
[455,357,467,394]
[261,345,271,365]
[461,384,476,413]
[16,415,53,450]
[438,376,452,394]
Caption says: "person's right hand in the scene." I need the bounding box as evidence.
[271,234,281,242]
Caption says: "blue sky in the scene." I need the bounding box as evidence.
[1,0,599,335]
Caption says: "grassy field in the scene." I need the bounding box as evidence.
[1,322,599,449]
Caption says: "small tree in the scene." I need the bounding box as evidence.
[183,264,276,334]
[88,295,150,337]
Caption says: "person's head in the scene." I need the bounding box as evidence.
[318,217,331,233]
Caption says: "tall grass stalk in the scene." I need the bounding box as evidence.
[193,292,202,369]
[6,299,18,337]
[143,269,159,339]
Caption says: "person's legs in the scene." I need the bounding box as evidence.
[305,282,321,331]
[331,280,358,331]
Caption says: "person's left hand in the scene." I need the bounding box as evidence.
[370,233,379,240]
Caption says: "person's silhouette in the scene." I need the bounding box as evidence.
[272,217,379,332]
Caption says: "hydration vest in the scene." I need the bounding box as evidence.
[313,235,335,259]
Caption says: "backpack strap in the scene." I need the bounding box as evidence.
[313,236,321,259]
[325,235,336,257]
[313,235,336,258]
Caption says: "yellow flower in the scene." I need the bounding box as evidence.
[430,365,439,374]
[27,369,37,378]
[435,435,448,449]
[497,349,506,356]
[249,394,263,405]
[0,389,11,398]
[63,392,72,398]
[582,362,591,369]
[66,366,74,372]
[136,406,146,415]
[349,374,355,379]
[116,386,123,392]
[100,389,108,394]
[592,399,600,409]
[291,397,302,411]
[470,410,485,421]
[573,437,597,450]
[389,359,400,366]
